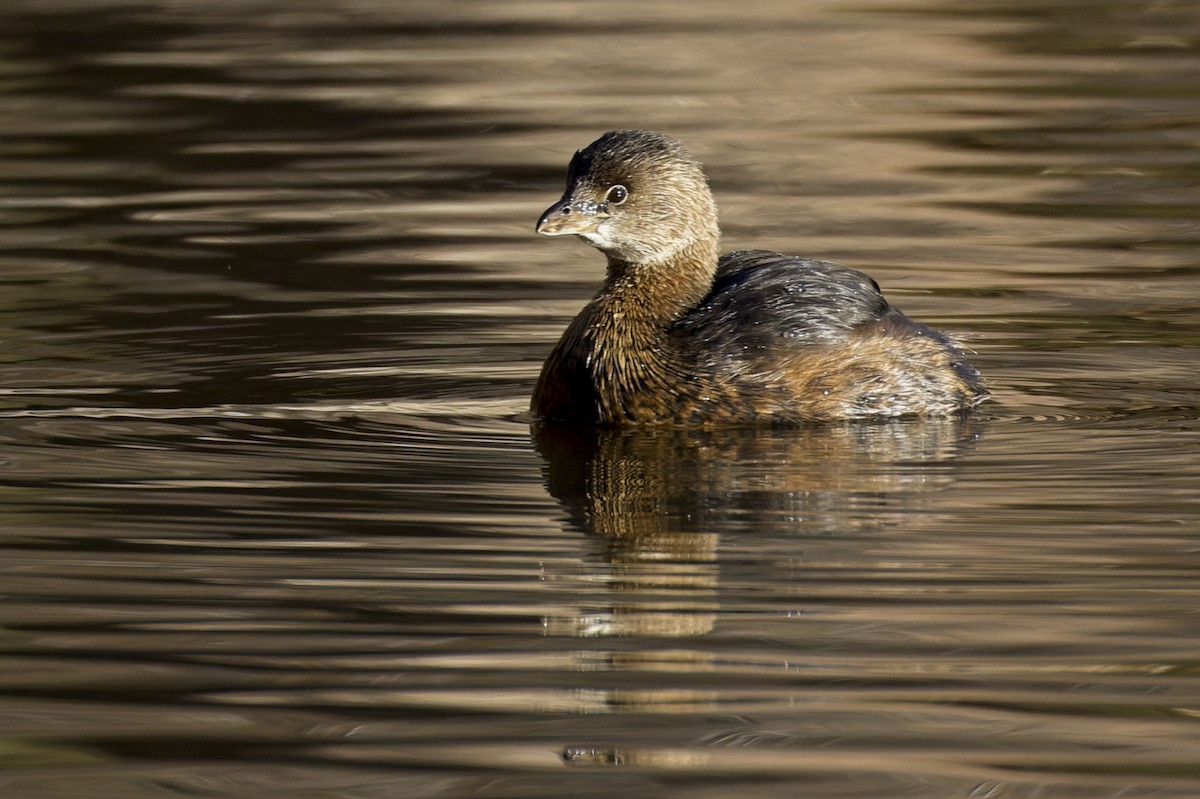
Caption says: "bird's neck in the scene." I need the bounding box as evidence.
[598,234,720,326]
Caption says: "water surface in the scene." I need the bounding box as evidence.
[1,1,1198,797]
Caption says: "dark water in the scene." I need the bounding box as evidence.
[1,1,1198,797]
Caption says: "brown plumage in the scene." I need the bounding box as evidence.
[532,130,988,425]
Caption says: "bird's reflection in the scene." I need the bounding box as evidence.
[535,419,981,765]
[535,419,980,641]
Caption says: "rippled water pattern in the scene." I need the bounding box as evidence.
[1,1,1198,797]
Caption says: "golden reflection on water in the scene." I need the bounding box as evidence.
[0,0,1199,796]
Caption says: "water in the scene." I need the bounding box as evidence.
[1,1,1198,797]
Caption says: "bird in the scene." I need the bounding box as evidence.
[531,129,987,425]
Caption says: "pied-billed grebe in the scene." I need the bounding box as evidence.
[533,130,987,425]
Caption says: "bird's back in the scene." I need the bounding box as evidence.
[671,250,987,420]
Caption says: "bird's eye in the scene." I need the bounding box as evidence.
[604,184,629,205]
